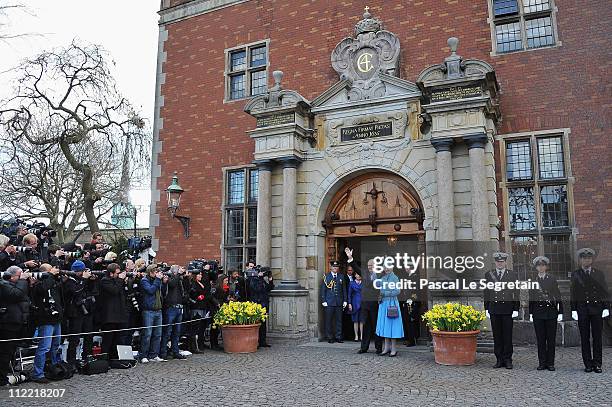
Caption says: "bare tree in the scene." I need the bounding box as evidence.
[0,1,33,42]
[0,40,150,233]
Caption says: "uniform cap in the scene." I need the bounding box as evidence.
[577,248,595,258]
[532,256,550,267]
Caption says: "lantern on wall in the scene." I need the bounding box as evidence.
[166,172,190,238]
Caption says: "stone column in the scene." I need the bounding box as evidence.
[254,159,273,267]
[464,134,489,241]
[431,138,455,241]
[278,156,301,288]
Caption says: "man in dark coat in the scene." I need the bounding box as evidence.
[99,263,129,360]
[0,266,30,386]
[484,252,520,369]
[247,266,274,348]
[321,260,347,343]
[160,267,187,360]
[63,260,99,368]
[570,248,610,373]
[30,263,64,383]
[346,249,382,354]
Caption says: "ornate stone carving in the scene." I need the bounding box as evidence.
[330,8,400,101]
[244,70,310,115]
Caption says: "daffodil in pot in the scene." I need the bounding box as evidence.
[212,301,268,353]
[422,303,486,366]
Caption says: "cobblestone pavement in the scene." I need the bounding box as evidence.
[1,343,610,407]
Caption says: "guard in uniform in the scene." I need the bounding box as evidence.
[528,256,563,371]
[320,260,347,343]
[484,252,520,369]
[570,248,610,373]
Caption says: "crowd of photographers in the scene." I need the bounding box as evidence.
[0,226,274,386]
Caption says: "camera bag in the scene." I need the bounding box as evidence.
[81,359,109,375]
[45,361,76,381]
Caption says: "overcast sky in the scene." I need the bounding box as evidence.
[0,0,160,227]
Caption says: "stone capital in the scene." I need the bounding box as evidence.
[431,138,454,153]
[253,159,275,172]
[464,133,488,150]
[278,156,302,169]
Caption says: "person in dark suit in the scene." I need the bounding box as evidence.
[528,256,563,371]
[320,260,347,343]
[401,293,421,347]
[484,252,520,369]
[346,248,383,354]
[570,248,610,373]
[342,264,357,340]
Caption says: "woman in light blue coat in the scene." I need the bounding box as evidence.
[375,267,404,356]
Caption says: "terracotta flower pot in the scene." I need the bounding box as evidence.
[431,330,479,366]
[221,324,261,353]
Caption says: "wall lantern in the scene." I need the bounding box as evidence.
[166,172,190,238]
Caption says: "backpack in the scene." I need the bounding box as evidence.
[45,361,75,381]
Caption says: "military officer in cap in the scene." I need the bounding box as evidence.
[570,248,610,373]
[484,252,520,369]
[321,260,347,343]
[528,256,563,371]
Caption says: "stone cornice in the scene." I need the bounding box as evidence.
[159,0,249,25]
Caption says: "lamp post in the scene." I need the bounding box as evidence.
[166,172,190,238]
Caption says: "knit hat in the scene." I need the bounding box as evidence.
[71,260,87,272]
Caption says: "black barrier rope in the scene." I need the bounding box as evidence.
[0,315,212,343]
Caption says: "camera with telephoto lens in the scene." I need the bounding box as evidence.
[13,246,34,254]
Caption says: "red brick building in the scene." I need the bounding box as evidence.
[150,0,611,341]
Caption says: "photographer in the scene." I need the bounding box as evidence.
[0,234,15,271]
[138,264,165,363]
[189,268,211,353]
[209,274,231,351]
[30,263,64,384]
[119,260,143,347]
[15,233,40,271]
[63,260,99,368]
[228,269,246,301]
[246,266,274,348]
[0,266,30,387]
[99,263,129,360]
[160,265,187,360]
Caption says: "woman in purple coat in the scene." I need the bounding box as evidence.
[348,273,363,341]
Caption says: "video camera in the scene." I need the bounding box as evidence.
[244,265,271,278]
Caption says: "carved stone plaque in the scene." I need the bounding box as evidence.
[430,85,482,102]
[256,112,295,128]
[340,122,393,142]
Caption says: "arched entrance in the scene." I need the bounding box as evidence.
[320,171,427,342]
[322,171,425,269]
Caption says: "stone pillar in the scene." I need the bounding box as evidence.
[431,138,455,241]
[464,134,489,241]
[279,156,300,288]
[254,159,273,267]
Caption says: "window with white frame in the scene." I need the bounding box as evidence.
[490,0,558,54]
[225,42,268,101]
[223,167,258,272]
[501,131,573,280]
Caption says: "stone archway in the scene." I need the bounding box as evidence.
[322,171,425,267]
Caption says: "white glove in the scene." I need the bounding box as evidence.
[343,302,347,308]
[512,311,519,319]
[572,311,578,321]
[529,315,533,322]
[322,302,328,307]
[603,309,610,318]
[557,314,563,322]
[486,310,490,319]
